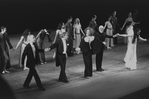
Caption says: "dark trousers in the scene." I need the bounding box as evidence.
[96,44,104,70]
[82,52,92,77]
[23,67,43,88]
[58,54,67,81]
[113,30,118,44]
[114,37,118,44]
[36,41,46,64]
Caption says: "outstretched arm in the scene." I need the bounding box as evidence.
[139,35,147,41]
[15,36,24,49]
[117,34,130,37]
[45,40,58,52]
[53,30,59,43]
[103,22,107,29]
[121,20,127,30]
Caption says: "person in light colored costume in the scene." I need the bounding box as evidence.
[118,22,146,70]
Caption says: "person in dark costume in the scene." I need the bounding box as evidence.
[35,29,52,65]
[79,27,103,77]
[22,35,45,91]
[95,25,118,71]
[45,32,69,83]
[0,26,13,73]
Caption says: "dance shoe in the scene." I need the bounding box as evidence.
[39,87,46,91]
[23,85,32,89]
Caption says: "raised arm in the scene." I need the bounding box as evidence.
[44,29,53,42]
[104,21,107,29]
[44,29,50,35]
[121,20,127,30]
[35,30,43,40]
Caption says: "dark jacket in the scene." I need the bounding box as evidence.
[22,43,36,68]
[3,32,13,50]
[50,38,67,66]
[90,34,102,54]
[80,35,102,55]
[50,39,66,55]
[80,37,91,54]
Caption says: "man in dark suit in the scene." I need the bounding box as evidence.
[95,25,118,72]
[22,35,45,91]
[90,29,103,71]
[45,32,69,83]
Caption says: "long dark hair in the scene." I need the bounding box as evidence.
[57,22,64,30]
[132,28,140,44]
[23,29,31,41]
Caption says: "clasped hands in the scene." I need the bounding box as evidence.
[113,33,120,38]
[75,47,81,54]
[44,48,51,52]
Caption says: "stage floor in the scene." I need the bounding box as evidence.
[1,32,149,99]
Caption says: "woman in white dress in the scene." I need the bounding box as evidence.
[73,18,84,54]
[104,17,114,49]
[15,29,31,70]
[118,22,146,70]
[121,12,134,44]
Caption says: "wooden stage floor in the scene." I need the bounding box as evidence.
[1,32,149,99]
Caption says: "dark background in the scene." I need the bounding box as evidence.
[0,0,149,37]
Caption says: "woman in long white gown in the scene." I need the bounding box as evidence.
[118,22,146,70]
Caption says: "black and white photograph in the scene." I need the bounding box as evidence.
[0,0,149,99]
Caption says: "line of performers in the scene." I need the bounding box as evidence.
[0,10,147,91]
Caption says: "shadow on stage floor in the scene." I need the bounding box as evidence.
[119,87,149,99]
